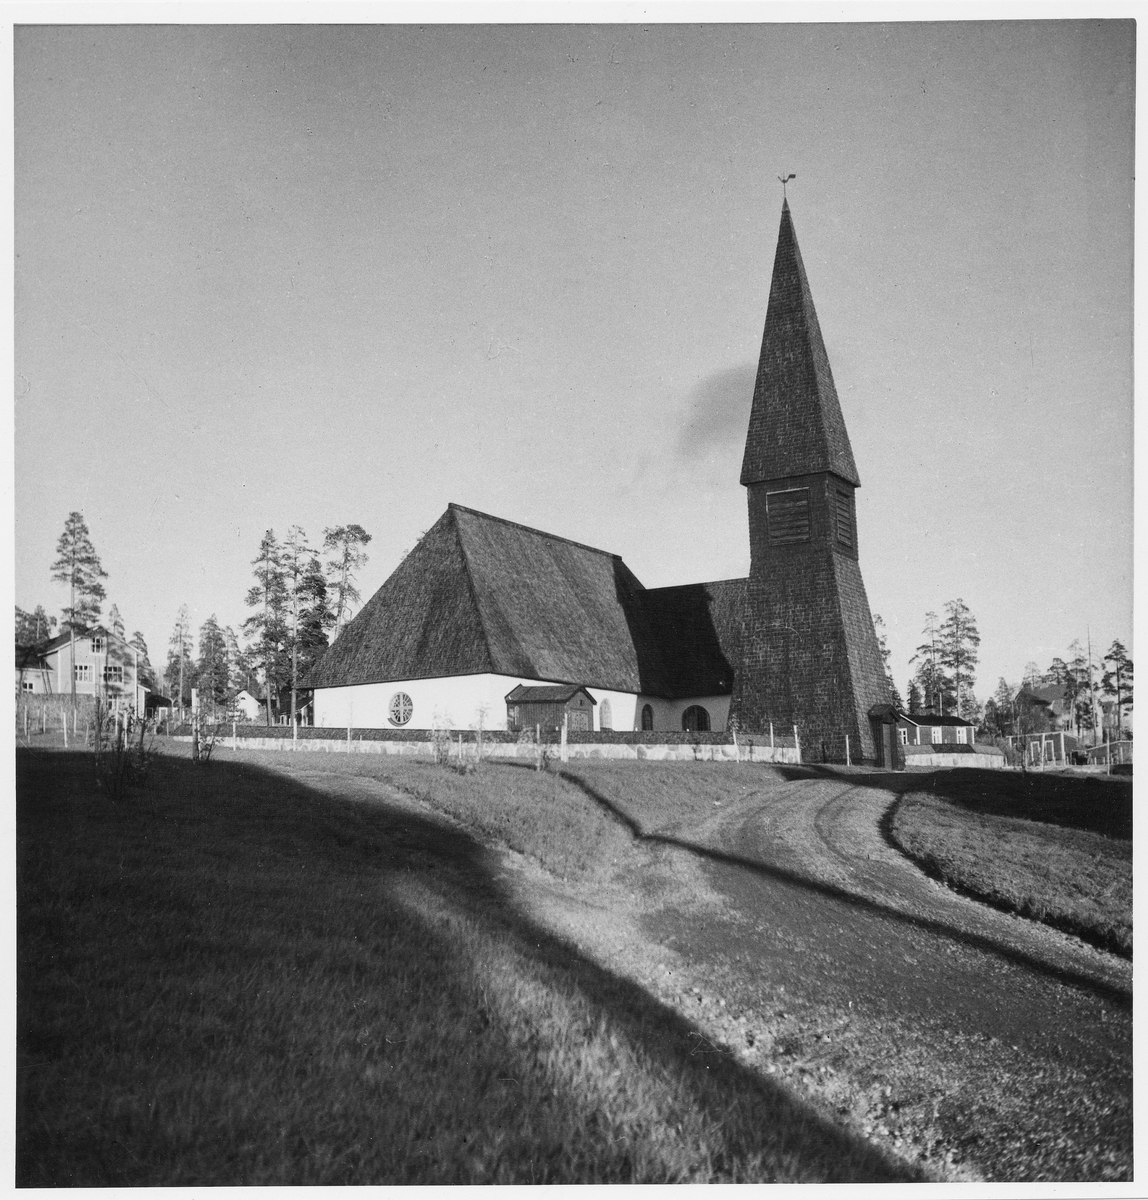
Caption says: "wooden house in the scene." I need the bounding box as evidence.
[896,712,977,747]
[505,685,596,734]
[31,625,149,711]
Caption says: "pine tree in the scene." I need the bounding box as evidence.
[992,677,1014,736]
[1065,640,1094,739]
[1101,640,1134,740]
[323,524,372,638]
[196,615,230,721]
[906,679,922,715]
[297,555,334,686]
[909,611,953,714]
[107,603,125,642]
[15,605,56,645]
[938,599,980,714]
[243,530,288,726]
[871,613,903,708]
[166,606,194,715]
[50,511,108,710]
[130,630,156,691]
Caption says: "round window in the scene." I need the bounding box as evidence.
[388,692,413,726]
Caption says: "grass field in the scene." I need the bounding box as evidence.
[18,747,913,1186]
[887,773,1132,957]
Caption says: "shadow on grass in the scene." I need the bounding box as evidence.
[17,748,915,1187]
[558,767,1132,1010]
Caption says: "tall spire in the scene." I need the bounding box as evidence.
[740,200,860,488]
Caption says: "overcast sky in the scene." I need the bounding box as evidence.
[14,18,1134,699]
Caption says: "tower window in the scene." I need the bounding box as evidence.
[598,699,612,730]
[835,489,855,549]
[766,488,810,545]
[641,704,654,731]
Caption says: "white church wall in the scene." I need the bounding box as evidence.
[315,674,636,732]
[583,688,639,732]
[315,674,536,731]
[314,676,729,735]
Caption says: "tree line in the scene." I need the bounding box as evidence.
[18,512,372,725]
[884,596,1133,743]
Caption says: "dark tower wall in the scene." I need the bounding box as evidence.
[731,202,891,762]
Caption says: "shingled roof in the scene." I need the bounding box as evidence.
[305,504,743,699]
[740,200,860,488]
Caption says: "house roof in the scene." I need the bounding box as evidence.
[38,624,135,656]
[1016,684,1069,712]
[898,711,975,727]
[740,200,860,489]
[505,684,595,705]
[305,503,744,700]
[15,646,48,670]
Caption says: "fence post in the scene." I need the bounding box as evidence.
[770,721,775,753]
[845,733,851,767]
[793,725,801,764]
[62,708,68,749]
[561,715,568,764]
[233,720,238,752]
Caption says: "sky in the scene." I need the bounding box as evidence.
[13,16,1135,701]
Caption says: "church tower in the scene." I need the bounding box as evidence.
[731,200,891,762]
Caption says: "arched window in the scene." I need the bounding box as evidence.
[388,692,413,726]
[599,698,612,730]
[641,704,654,731]
[681,705,710,732]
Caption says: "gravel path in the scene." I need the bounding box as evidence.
[618,770,1132,1181]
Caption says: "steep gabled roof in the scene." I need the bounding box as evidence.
[740,200,860,488]
[305,504,747,699]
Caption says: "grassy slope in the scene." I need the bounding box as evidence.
[18,748,912,1186]
[887,777,1132,957]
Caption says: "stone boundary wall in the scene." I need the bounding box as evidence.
[166,724,798,749]
[169,734,801,764]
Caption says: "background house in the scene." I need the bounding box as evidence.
[1014,683,1074,731]
[896,712,977,746]
[35,626,148,711]
[15,645,52,694]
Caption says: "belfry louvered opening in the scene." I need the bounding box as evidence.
[766,488,810,545]
[835,488,855,549]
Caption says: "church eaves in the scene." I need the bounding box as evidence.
[739,200,861,488]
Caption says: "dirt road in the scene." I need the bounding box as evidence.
[546,767,1132,1181]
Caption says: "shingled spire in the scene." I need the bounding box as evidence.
[741,200,859,488]
[730,199,893,764]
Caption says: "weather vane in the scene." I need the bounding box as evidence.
[778,173,796,199]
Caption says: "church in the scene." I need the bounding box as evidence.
[307,200,894,763]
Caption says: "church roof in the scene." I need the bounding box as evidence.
[740,200,860,488]
[305,503,742,699]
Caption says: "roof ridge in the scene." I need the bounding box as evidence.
[448,502,623,561]
[645,576,748,595]
[446,507,500,676]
